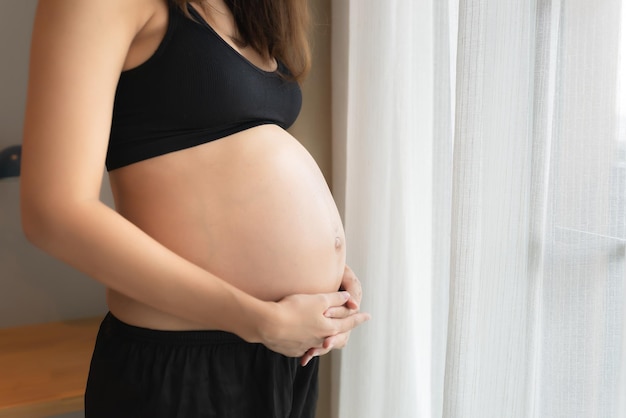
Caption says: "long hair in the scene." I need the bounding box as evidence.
[173,0,311,83]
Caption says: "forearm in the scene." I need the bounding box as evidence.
[22,198,268,342]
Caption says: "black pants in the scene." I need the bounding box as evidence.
[85,313,319,418]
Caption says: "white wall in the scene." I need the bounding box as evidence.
[0,1,108,329]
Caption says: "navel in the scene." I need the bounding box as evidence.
[335,236,343,250]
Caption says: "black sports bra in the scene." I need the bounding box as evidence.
[105,3,302,171]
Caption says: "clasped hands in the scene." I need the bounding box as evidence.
[262,265,370,366]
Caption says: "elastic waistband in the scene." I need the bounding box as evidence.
[102,312,247,346]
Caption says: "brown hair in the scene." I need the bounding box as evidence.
[172,0,311,83]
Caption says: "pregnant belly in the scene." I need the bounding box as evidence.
[109,125,345,308]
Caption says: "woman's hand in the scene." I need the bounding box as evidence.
[337,264,363,311]
[258,287,370,360]
[300,265,366,366]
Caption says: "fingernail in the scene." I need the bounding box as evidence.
[341,291,350,300]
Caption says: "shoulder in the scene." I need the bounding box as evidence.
[33,0,164,43]
[30,0,169,74]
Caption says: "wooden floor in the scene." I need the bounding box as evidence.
[0,317,102,418]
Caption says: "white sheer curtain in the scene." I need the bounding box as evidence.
[331,0,434,417]
[331,1,626,417]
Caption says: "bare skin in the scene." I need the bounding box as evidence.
[21,0,369,364]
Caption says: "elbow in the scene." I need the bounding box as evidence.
[20,197,52,247]
[20,188,67,249]
[21,218,46,248]
[20,170,103,253]
[21,190,100,253]
[20,176,73,248]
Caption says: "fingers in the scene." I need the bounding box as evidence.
[300,348,316,366]
[324,290,351,308]
[300,343,332,366]
[298,296,371,367]
[304,304,369,366]
[300,332,353,366]
[269,288,369,361]
[322,334,340,350]
[323,297,370,338]
[331,312,371,337]
[344,297,359,311]
[339,265,363,310]
[324,305,354,319]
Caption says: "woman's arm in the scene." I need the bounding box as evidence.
[21,0,368,358]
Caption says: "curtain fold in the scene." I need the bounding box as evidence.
[537,1,624,416]
[444,0,539,416]
[331,0,626,417]
[331,1,434,417]
[431,0,456,416]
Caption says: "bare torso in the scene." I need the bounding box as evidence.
[106,1,345,330]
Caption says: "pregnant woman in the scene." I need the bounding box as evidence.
[20,0,370,417]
